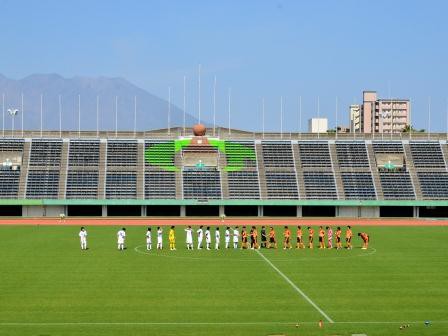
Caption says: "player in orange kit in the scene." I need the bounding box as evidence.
[345,225,353,250]
[283,226,292,249]
[268,227,277,249]
[241,226,248,249]
[308,226,314,249]
[358,232,369,249]
[296,226,305,249]
[335,227,342,250]
[318,226,325,249]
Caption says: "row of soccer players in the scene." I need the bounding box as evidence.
[79,225,369,251]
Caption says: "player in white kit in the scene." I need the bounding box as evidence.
[157,226,163,250]
[225,226,231,249]
[197,226,204,249]
[146,227,152,250]
[79,227,87,250]
[117,228,126,250]
[185,225,193,250]
[232,226,240,249]
[215,227,220,250]
[205,226,211,250]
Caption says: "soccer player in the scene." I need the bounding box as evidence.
[241,226,248,249]
[79,227,87,250]
[205,226,211,250]
[215,227,220,250]
[232,226,239,249]
[249,227,255,249]
[296,226,304,249]
[308,226,314,249]
[157,226,163,250]
[326,226,333,249]
[260,226,267,248]
[197,225,204,249]
[346,225,353,249]
[225,226,231,249]
[169,225,176,251]
[117,227,126,251]
[335,226,342,250]
[318,226,325,249]
[185,225,193,250]
[358,232,369,249]
[146,227,152,250]
[268,226,277,249]
[283,226,292,249]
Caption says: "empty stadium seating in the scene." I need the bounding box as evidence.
[106,172,137,199]
[303,171,337,199]
[261,141,295,168]
[107,140,138,166]
[0,170,20,198]
[379,171,415,200]
[26,170,60,199]
[299,142,332,168]
[66,171,99,199]
[341,172,376,200]
[410,142,446,168]
[225,141,257,168]
[336,141,369,168]
[68,140,100,167]
[418,171,448,199]
[227,171,260,199]
[145,170,176,199]
[265,171,298,199]
[183,168,221,199]
[29,140,62,167]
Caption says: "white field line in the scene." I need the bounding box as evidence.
[0,321,447,326]
[256,249,334,324]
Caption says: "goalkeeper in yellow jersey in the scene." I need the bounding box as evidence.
[169,225,176,251]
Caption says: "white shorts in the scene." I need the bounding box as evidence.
[80,238,87,244]
[186,238,193,244]
[225,238,230,243]
[157,238,162,244]
[118,239,124,244]
[146,238,151,244]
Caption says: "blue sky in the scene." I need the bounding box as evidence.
[1,0,448,132]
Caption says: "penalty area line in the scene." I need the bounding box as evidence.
[255,249,334,324]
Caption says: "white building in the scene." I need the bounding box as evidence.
[308,118,328,133]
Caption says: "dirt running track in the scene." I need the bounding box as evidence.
[0,217,447,226]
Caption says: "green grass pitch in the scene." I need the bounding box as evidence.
[0,225,447,336]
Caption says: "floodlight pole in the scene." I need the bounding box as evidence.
[40,94,43,138]
[2,93,4,137]
[317,96,320,139]
[428,96,431,140]
[58,95,62,138]
[21,93,24,137]
[198,64,201,124]
[78,94,81,138]
[213,76,216,136]
[168,87,171,135]
[299,96,302,139]
[280,96,283,139]
[96,96,99,138]
[115,96,118,138]
[228,88,231,136]
[335,96,338,140]
[262,98,265,140]
[183,76,186,135]
[134,95,137,138]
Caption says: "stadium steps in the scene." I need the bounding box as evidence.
[57,141,69,199]
[328,143,345,199]
[255,142,268,199]
[174,150,183,199]
[97,140,107,199]
[292,143,306,199]
[17,141,31,199]
[440,142,448,172]
[218,152,229,199]
[136,141,144,199]
[366,142,384,200]
[403,143,423,200]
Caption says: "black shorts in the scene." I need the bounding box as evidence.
[261,235,267,242]
[269,237,275,243]
[346,237,352,243]
[319,237,323,243]
[250,237,255,244]
[285,237,290,244]
[297,237,302,243]
[336,237,341,243]
[242,237,248,243]
[309,236,314,242]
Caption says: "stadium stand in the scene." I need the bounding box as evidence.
[303,171,338,199]
[336,141,370,168]
[410,141,446,168]
[418,171,448,199]
[183,168,222,200]
[341,172,376,200]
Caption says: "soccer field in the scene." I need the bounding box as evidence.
[0,225,447,336]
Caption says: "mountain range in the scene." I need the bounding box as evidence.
[0,74,197,132]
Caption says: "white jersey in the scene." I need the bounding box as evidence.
[157,229,163,243]
[205,230,211,243]
[215,230,220,241]
[185,228,193,244]
[233,229,239,243]
[197,229,204,240]
[146,231,152,243]
[117,230,126,244]
[79,230,87,241]
[225,229,230,242]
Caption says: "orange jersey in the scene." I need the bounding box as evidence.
[318,229,325,238]
[253,230,258,238]
[242,231,247,239]
[360,232,369,241]
[309,229,314,236]
[346,229,352,238]
[269,230,275,238]
[297,229,302,237]
[284,229,291,238]
[336,229,341,238]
